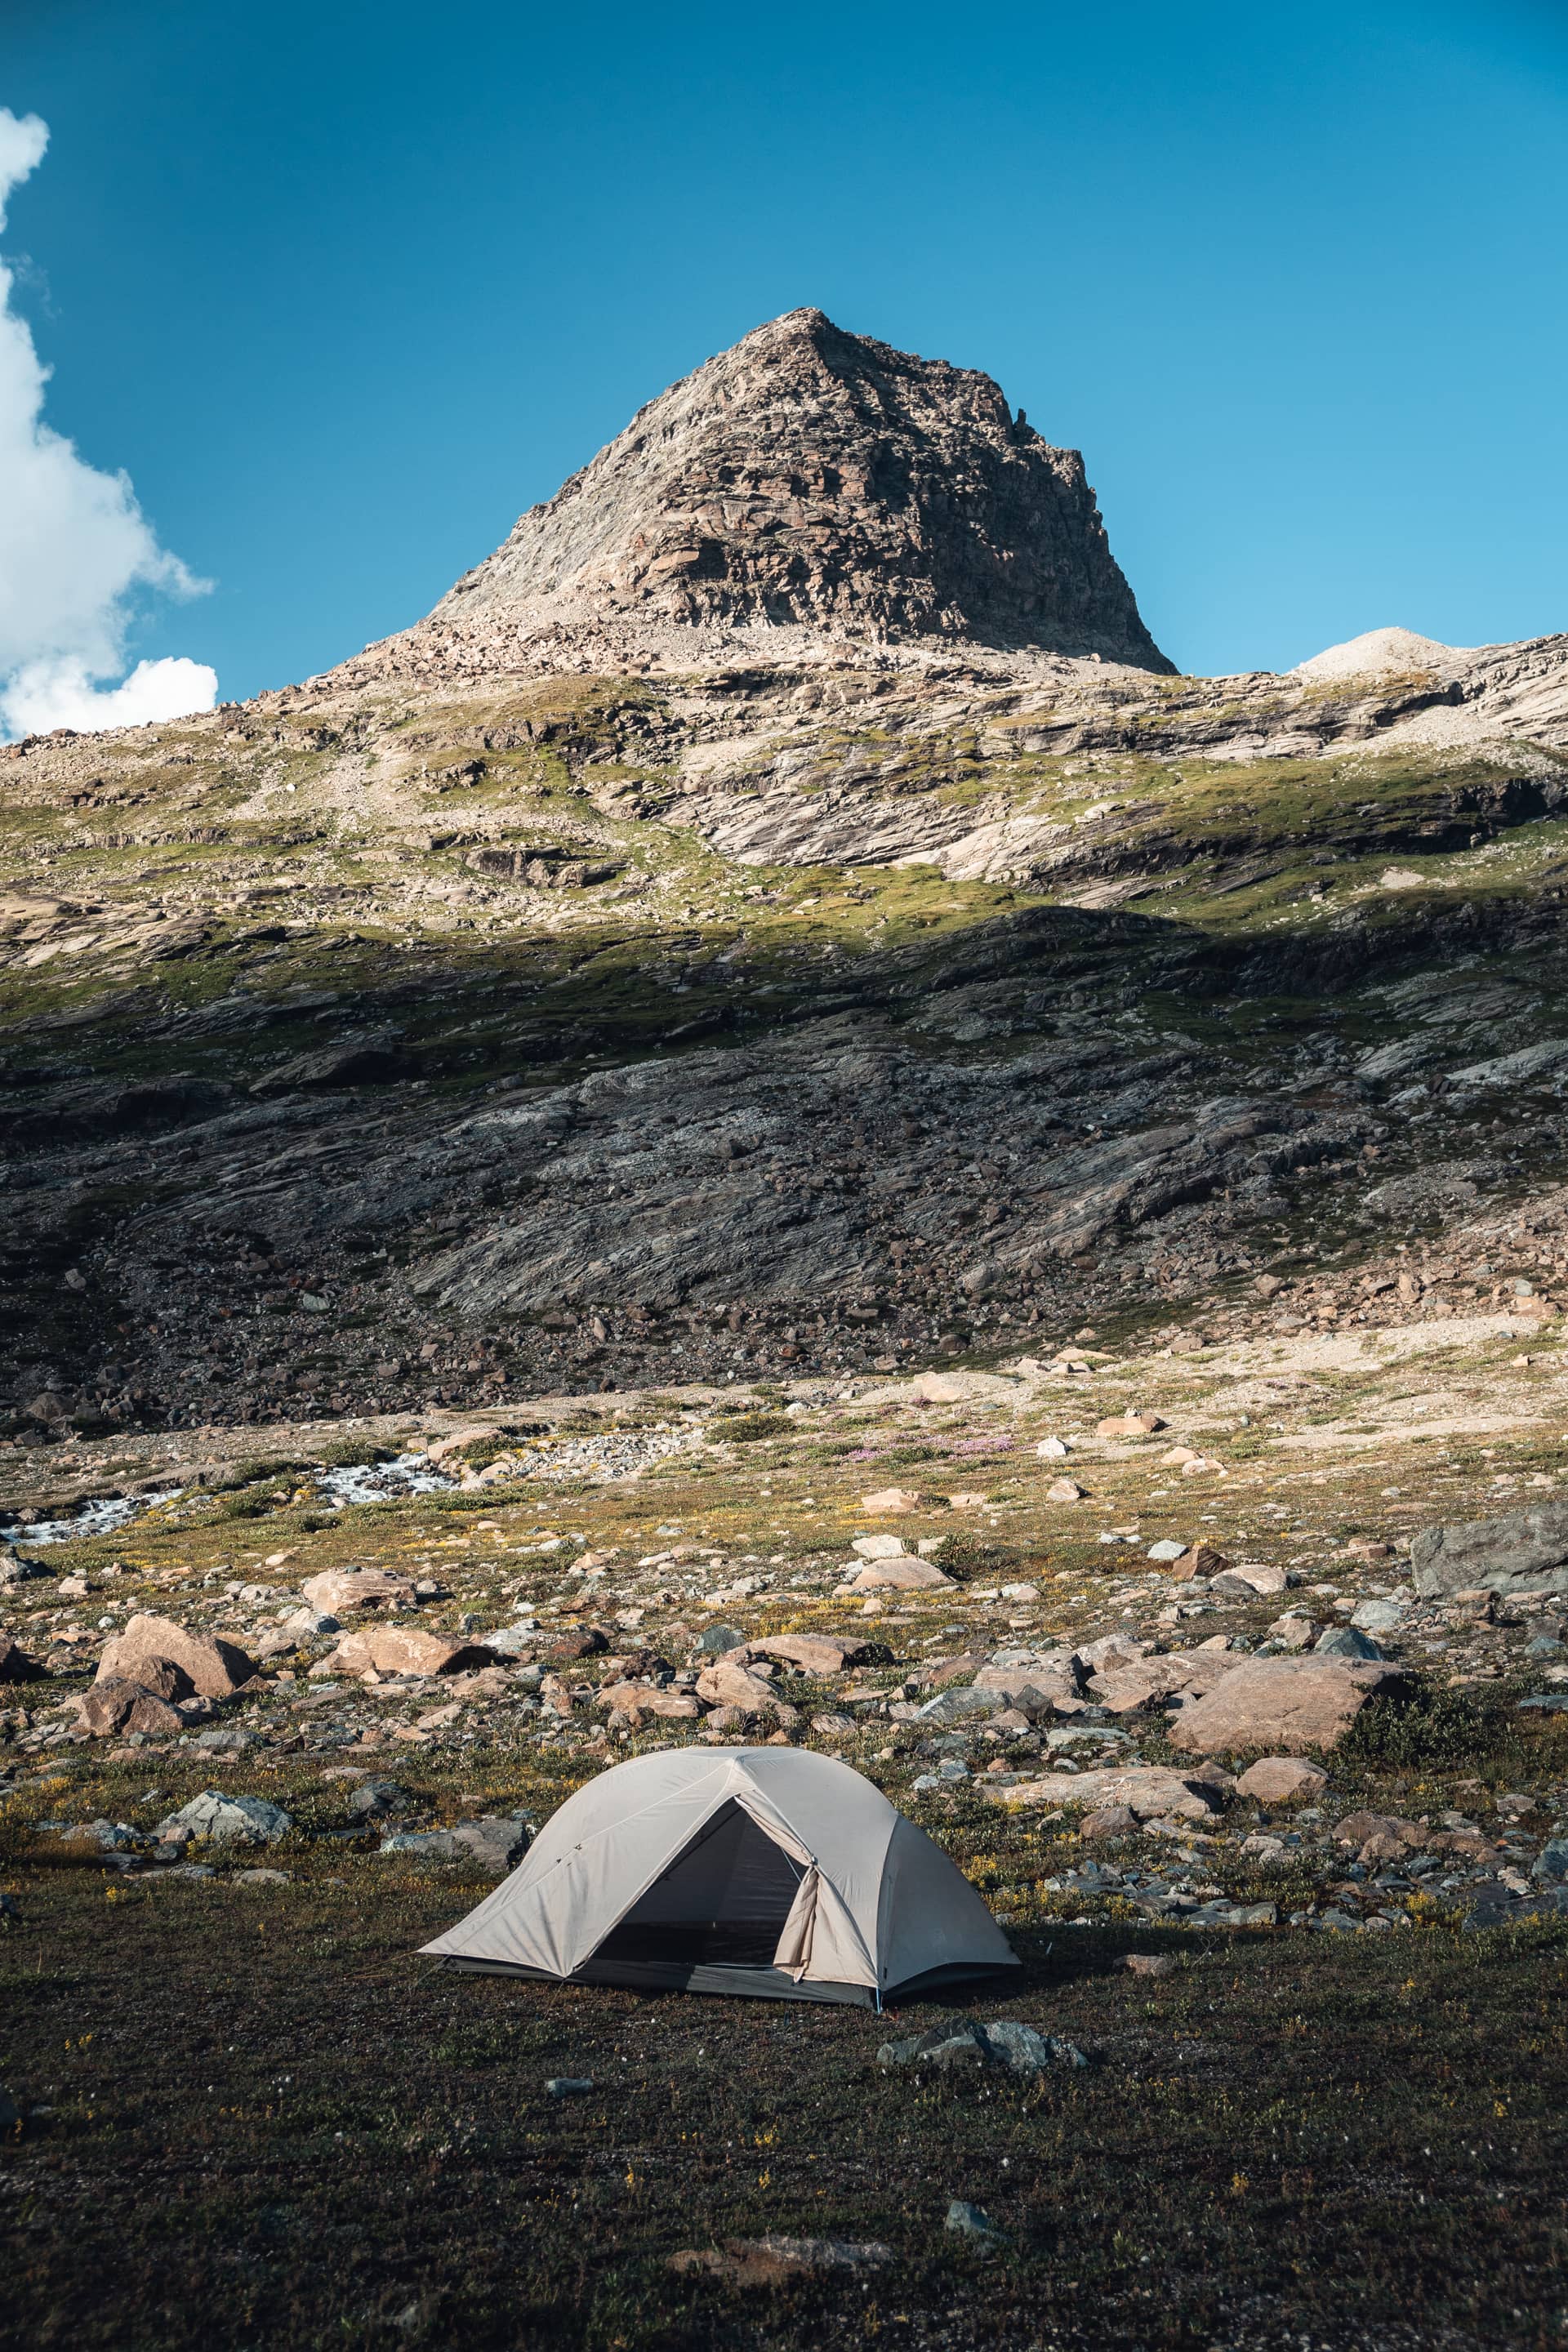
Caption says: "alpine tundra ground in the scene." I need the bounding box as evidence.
[4,1308,1568,2350]
[4,1874,1565,2352]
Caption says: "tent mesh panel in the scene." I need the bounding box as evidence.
[591,1799,804,1970]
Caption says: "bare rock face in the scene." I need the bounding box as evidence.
[406,309,1170,673]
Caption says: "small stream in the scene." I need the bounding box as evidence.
[1,1453,456,1548]
[2,1428,695,1550]
[2,1487,185,1548]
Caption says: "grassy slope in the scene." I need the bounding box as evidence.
[5,682,1566,1100]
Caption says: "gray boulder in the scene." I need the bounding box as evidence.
[156,1791,291,1846]
[945,2199,1009,2252]
[82,1818,140,1851]
[348,1777,409,1819]
[979,2020,1089,2073]
[1350,1599,1409,1633]
[917,1686,1006,1726]
[283,1607,339,1636]
[379,1829,464,1860]
[879,2023,990,2069]
[1411,1501,1568,1598]
[52,1820,115,1852]
[878,2018,1086,2074]
[379,1816,528,1872]
[1315,1625,1385,1660]
[481,1623,537,1659]
[1532,1840,1568,1884]
[0,1548,48,1587]
[453,1815,531,1873]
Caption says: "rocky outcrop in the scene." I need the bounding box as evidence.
[377,309,1171,674]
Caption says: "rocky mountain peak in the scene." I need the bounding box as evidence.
[405,308,1171,674]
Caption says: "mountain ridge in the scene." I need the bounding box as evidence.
[2,317,1568,1442]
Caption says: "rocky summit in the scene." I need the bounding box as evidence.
[3,310,1568,1446]
[382,307,1171,675]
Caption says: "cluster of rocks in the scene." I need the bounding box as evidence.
[5,1480,1566,1929]
[81,1611,261,1742]
[1028,1795,1568,1937]
[33,1776,532,1878]
[877,2017,1087,2073]
[1190,1251,1561,1352]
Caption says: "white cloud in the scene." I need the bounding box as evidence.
[0,109,218,740]
[0,654,220,737]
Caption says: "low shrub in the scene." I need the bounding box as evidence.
[209,1454,315,1493]
[1338,1683,1523,1774]
[710,1410,792,1442]
[310,1439,397,1472]
[216,1488,290,1521]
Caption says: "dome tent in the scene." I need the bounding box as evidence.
[421,1747,1018,2007]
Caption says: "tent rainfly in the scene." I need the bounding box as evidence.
[421,1747,1019,2007]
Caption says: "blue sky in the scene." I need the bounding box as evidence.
[2,0,1566,711]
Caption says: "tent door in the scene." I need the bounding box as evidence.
[590,1798,806,1971]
